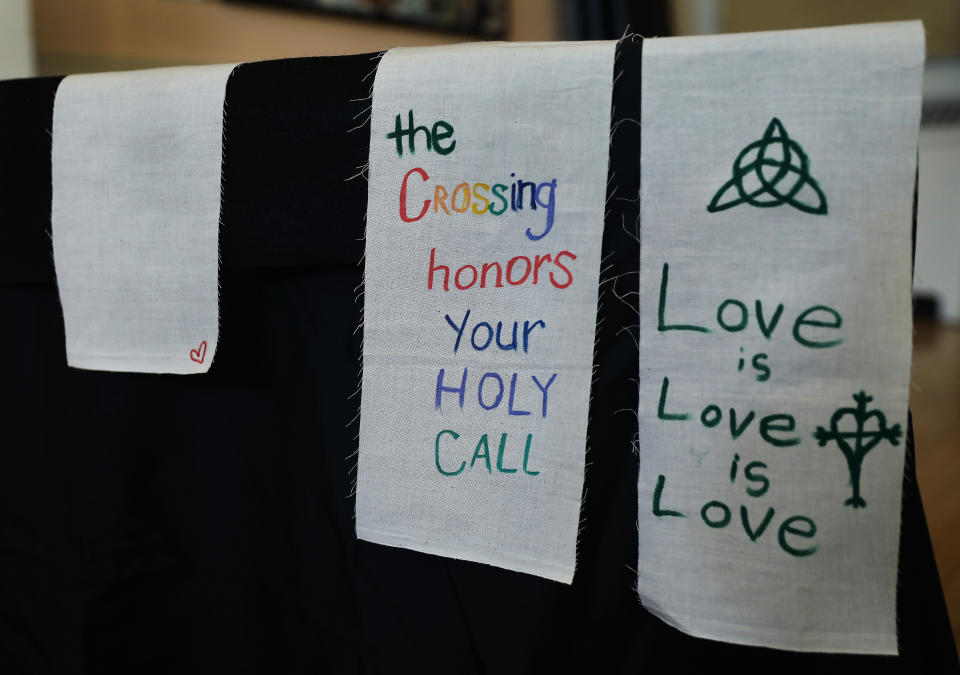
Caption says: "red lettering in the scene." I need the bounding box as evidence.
[481,262,503,288]
[506,256,532,285]
[400,167,430,223]
[428,247,449,291]
[533,253,552,284]
[455,264,478,290]
[426,249,576,292]
[550,250,576,289]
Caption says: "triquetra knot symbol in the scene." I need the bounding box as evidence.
[708,117,828,215]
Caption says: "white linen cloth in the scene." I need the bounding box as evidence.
[357,42,616,583]
[52,64,235,374]
[636,22,924,653]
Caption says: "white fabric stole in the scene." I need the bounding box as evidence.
[357,42,616,583]
[52,64,236,374]
[636,22,924,653]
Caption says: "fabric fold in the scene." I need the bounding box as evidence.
[356,41,617,583]
[51,64,236,374]
[636,21,924,654]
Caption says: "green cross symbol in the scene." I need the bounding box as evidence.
[707,118,828,215]
[814,391,903,509]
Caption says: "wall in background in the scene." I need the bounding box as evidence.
[0,0,35,79]
[916,123,960,323]
[33,0,561,75]
[35,1,960,74]
[672,0,959,57]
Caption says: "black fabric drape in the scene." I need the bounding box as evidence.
[0,40,956,673]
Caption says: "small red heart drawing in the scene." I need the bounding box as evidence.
[190,340,207,364]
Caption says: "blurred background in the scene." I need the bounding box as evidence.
[2,0,958,653]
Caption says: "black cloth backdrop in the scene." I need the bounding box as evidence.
[0,40,956,673]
